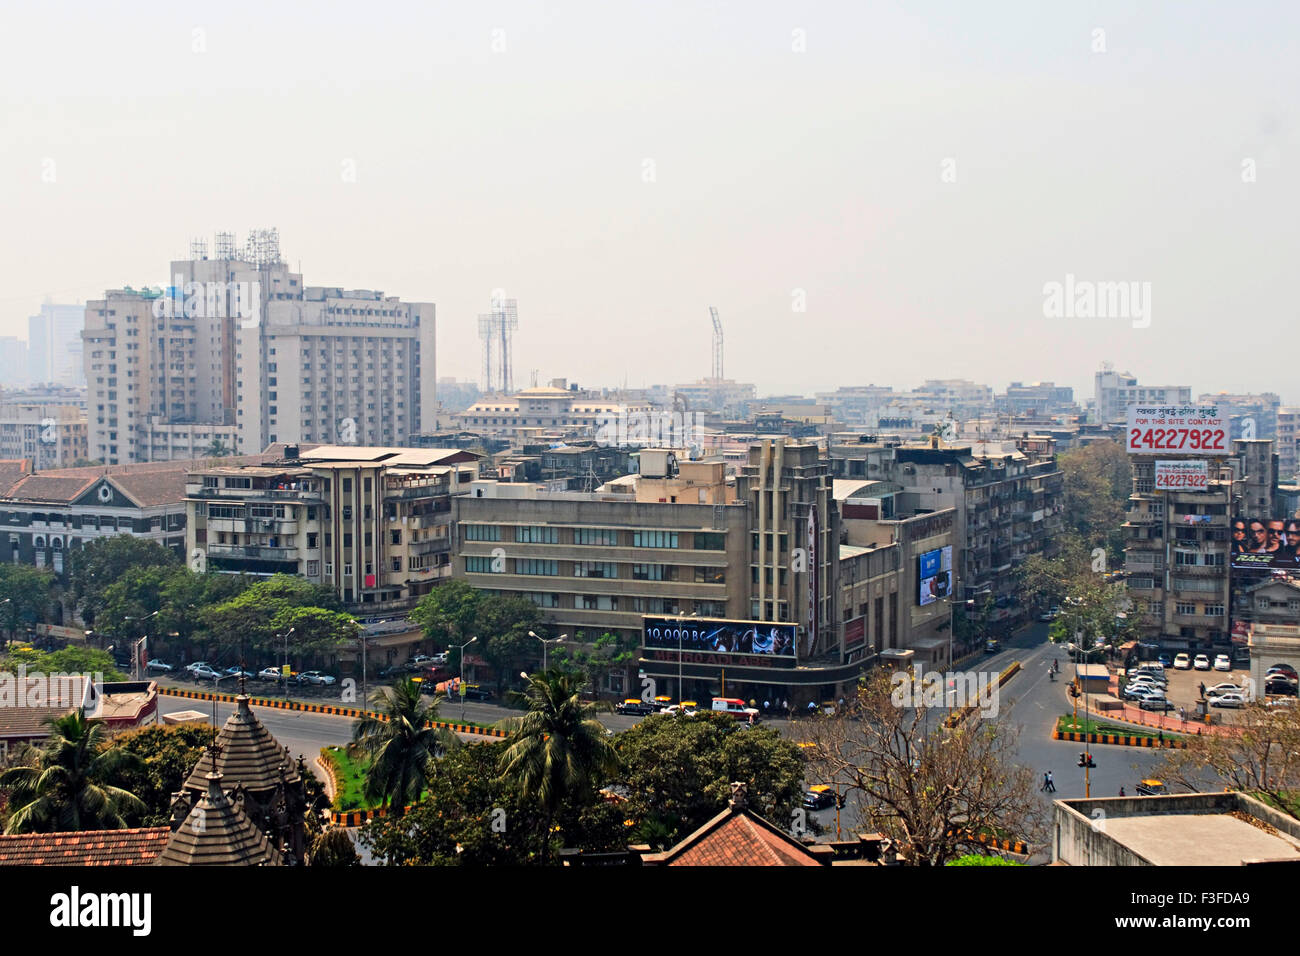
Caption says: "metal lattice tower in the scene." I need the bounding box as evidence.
[709,306,723,381]
[477,297,519,393]
[214,232,237,259]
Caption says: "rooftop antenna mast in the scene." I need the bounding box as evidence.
[709,306,724,381]
[477,296,519,394]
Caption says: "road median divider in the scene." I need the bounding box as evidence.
[157,686,506,738]
[943,660,1021,728]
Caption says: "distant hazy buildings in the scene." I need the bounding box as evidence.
[0,338,26,388]
[28,304,86,387]
[1199,392,1280,443]
[997,381,1076,417]
[0,403,87,468]
[1093,367,1192,424]
[456,381,657,441]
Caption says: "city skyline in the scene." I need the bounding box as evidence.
[3,2,1297,401]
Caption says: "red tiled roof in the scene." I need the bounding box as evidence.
[644,805,827,867]
[0,827,171,866]
[0,459,32,496]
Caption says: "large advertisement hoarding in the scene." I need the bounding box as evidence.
[918,545,954,606]
[1230,517,1300,571]
[642,616,798,664]
[1127,405,1227,455]
[1154,460,1208,490]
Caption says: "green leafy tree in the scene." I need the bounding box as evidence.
[0,712,146,833]
[202,574,349,661]
[614,711,806,848]
[496,669,620,860]
[351,678,458,820]
[112,723,218,826]
[0,564,56,642]
[310,827,361,866]
[410,579,482,652]
[68,536,178,627]
[1058,441,1131,562]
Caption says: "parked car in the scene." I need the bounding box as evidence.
[1265,677,1298,697]
[662,701,698,716]
[144,659,173,673]
[185,661,210,675]
[1157,653,1173,667]
[1173,653,1191,670]
[1211,693,1247,708]
[615,699,658,716]
[1193,654,1211,671]
[802,785,836,811]
[1213,654,1232,672]
[223,666,256,680]
[1204,682,1242,698]
[258,665,287,682]
[1134,661,1165,674]
[1139,695,1174,712]
[377,665,407,679]
[461,684,492,701]
[191,665,223,681]
[1266,664,1299,682]
[1121,684,1157,701]
[410,655,438,668]
[297,671,336,686]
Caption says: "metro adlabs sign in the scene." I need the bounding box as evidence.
[1126,405,1227,455]
[1154,460,1208,490]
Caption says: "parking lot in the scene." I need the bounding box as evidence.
[1118,658,1296,727]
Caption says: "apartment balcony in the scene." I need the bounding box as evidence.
[1170,563,1226,577]
[1171,513,1228,528]
[1124,513,1160,526]
[409,539,451,556]
[207,544,300,561]
[385,484,452,500]
[1171,613,1225,628]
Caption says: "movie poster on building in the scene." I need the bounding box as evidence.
[1230,517,1300,570]
[806,507,819,658]
[918,545,954,607]
[642,616,798,667]
[1154,460,1208,490]
[1126,405,1226,455]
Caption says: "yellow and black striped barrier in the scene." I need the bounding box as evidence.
[946,827,1028,855]
[158,686,507,738]
[1052,729,1186,749]
[943,660,1022,728]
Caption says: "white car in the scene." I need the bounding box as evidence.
[1213,654,1232,672]
[145,659,173,673]
[1211,693,1246,708]
[1193,654,1211,671]
[1128,675,1167,691]
[185,661,210,674]
[1204,682,1241,698]
[1173,653,1191,670]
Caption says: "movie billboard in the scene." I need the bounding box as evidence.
[642,616,797,659]
[1231,517,1300,570]
[918,545,954,606]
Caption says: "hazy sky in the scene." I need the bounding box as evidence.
[2,1,1296,404]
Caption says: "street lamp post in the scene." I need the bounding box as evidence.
[281,627,296,698]
[453,636,477,720]
[528,630,565,671]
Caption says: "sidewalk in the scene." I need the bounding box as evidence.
[1071,673,1236,738]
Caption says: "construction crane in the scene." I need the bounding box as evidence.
[709,306,723,382]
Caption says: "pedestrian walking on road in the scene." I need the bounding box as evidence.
[1119,787,1126,797]
[1041,772,1050,792]
[1046,771,1056,793]
[1158,730,1164,745]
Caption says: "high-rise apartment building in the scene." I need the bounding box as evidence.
[28,304,86,387]
[0,404,87,468]
[82,231,436,465]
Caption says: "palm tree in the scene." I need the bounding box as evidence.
[496,669,620,860]
[351,678,457,818]
[0,712,146,834]
[204,438,231,458]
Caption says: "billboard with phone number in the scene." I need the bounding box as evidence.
[1127,405,1226,455]
[1154,460,1208,490]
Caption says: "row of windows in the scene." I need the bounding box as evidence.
[460,526,722,550]
[465,557,726,583]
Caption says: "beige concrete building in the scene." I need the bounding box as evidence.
[185,445,479,612]
[0,403,87,468]
[456,381,658,441]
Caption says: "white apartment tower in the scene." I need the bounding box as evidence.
[83,231,436,464]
